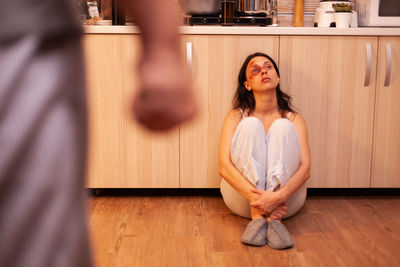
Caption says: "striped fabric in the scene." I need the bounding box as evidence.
[0,34,92,267]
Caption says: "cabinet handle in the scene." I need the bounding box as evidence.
[364,43,372,87]
[186,42,192,69]
[384,43,392,87]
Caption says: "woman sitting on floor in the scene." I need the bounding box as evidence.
[218,52,311,249]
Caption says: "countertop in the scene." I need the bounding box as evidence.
[84,25,400,36]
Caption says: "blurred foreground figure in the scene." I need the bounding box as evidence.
[0,0,196,266]
[124,0,197,130]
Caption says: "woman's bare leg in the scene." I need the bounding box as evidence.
[266,185,287,222]
[251,207,265,220]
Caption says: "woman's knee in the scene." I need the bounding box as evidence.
[236,117,265,137]
[269,118,296,135]
[268,118,300,149]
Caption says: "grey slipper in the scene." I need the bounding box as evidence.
[266,219,294,249]
[241,218,268,246]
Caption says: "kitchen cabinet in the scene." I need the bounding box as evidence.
[279,36,378,187]
[371,37,400,187]
[179,35,279,187]
[84,34,179,188]
[84,32,399,189]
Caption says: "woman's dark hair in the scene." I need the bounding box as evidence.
[233,52,295,117]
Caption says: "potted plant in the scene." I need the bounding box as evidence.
[332,2,353,28]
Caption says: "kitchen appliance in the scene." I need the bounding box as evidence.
[179,0,221,15]
[181,0,277,26]
[355,0,400,27]
[237,0,277,15]
[314,0,356,27]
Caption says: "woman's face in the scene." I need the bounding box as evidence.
[244,56,280,93]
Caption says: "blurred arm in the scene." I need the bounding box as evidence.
[122,0,197,131]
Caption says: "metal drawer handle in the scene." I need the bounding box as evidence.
[186,42,192,69]
[364,43,372,87]
[384,43,392,87]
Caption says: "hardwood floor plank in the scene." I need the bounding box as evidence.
[294,232,347,266]
[88,196,99,221]
[114,235,164,267]
[247,245,308,267]
[358,223,400,265]
[89,197,134,267]
[202,212,248,253]
[163,196,204,237]
[209,251,253,266]
[123,197,167,238]
[324,228,386,266]
[161,236,207,267]
[88,195,400,267]
[200,196,232,215]
[284,208,322,235]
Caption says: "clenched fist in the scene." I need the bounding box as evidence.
[132,46,197,131]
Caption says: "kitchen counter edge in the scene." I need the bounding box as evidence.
[84,25,400,36]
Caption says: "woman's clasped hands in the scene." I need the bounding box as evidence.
[250,188,288,220]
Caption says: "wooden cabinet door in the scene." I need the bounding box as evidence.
[371,37,400,187]
[280,36,378,187]
[84,35,179,188]
[179,35,279,188]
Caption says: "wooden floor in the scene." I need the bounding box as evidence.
[88,195,400,267]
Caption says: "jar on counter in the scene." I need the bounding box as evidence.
[87,1,100,19]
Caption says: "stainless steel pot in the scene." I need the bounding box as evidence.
[179,0,221,15]
[236,0,277,15]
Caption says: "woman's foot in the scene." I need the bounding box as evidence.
[266,219,294,249]
[241,218,268,246]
